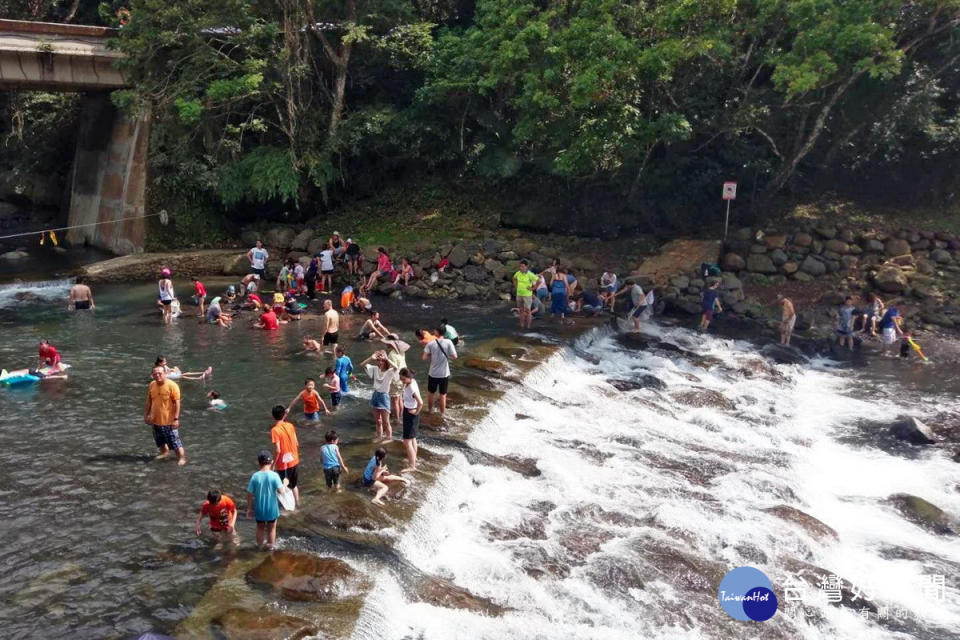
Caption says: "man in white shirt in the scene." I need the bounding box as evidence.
[421,330,458,416]
[246,240,269,277]
[318,247,335,293]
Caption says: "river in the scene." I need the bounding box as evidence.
[0,278,958,639]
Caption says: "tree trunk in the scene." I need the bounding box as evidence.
[328,53,349,136]
[765,71,864,196]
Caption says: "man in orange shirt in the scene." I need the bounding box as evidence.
[194,489,238,546]
[144,366,186,465]
[269,405,300,507]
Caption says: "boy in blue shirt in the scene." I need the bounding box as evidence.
[335,347,354,394]
[246,450,284,550]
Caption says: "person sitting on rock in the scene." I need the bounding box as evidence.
[392,258,415,287]
[362,247,394,294]
[362,447,410,506]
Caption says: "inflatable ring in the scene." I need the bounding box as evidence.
[117,8,131,26]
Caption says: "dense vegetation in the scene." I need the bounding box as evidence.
[3,0,960,239]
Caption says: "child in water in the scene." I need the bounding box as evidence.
[320,430,349,492]
[323,367,342,411]
[246,450,284,550]
[335,346,354,394]
[194,489,238,546]
[362,447,410,506]
[206,390,227,410]
[285,378,331,420]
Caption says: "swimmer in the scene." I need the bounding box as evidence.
[284,378,331,421]
[68,276,95,310]
[303,337,323,352]
[155,356,212,380]
[195,489,238,546]
[206,390,227,410]
[37,339,66,372]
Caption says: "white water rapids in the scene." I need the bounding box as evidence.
[352,323,960,640]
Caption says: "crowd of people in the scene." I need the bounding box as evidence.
[44,237,925,552]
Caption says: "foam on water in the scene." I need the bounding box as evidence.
[0,278,73,309]
[351,322,960,640]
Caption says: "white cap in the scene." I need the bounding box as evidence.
[333,231,340,236]
[346,238,352,243]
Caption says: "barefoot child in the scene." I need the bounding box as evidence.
[320,430,349,492]
[246,450,284,550]
[362,447,410,506]
[195,489,238,546]
[335,347,354,394]
[206,390,227,410]
[285,378,331,421]
[269,405,301,508]
[323,367,342,411]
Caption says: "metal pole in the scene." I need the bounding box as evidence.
[724,199,731,240]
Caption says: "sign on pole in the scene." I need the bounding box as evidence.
[722,181,737,200]
[722,181,737,239]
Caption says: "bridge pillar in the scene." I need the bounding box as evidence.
[66,94,149,255]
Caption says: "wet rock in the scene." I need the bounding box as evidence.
[761,343,808,365]
[213,608,317,640]
[640,540,726,593]
[453,372,497,390]
[890,416,938,445]
[514,544,571,579]
[299,493,386,531]
[872,265,909,293]
[887,494,958,535]
[763,505,838,540]
[608,375,666,391]
[464,358,506,375]
[885,238,912,257]
[421,436,540,476]
[414,576,505,615]
[484,515,547,541]
[671,388,735,410]
[586,556,645,594]
[555,439,613,463]
[13,291,39,301]
[247,552,365,602]
[515,413,533,420]
[494,346,527,359]
[1,250,28,261]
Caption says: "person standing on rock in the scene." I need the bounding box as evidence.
[599,269,618,311]
[613,280,646,333]
[362,350,400,441]
[422,328,458,416]
[67,276,95,311]
[513,260,538,329]
[777,294,796,346]
[698,280,722,332]
[549,266,570,321]
[836,296,856,350]
[144,365,186,465]
[246,240,269,278]
[382,334,410,423]
[321,299,340,354]
[399,368,422,473]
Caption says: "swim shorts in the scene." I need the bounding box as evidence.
[323,466,341,487]
[74,300,91,310]
[702,309,714,321]
[276,465,299,489]
[518,295,533,310]
[330,392,342,407]
[882,327,897,345]
[427,376,449,395]
[631,304,647,318]
[152,424,182,450]
[251,267,265,277]
[323,331,339,345]
[304,412,320,421]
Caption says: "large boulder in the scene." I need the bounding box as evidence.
[746,253,777,274]
[447,245,469,268]
[265,226,297,250]
[720,272,742,290]
[307,237,327,255]
[872,265,908,293]
[290,229,314,251]
[762,505,838,540]
[884,238,912,257]
[463,265,487,284]
[824,239,849,254]
[800,255,826,276]
[890,416,937,445]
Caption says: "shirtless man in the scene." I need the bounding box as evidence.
[357,311,390,341]
[68,276,95,310]
[321,299,340,355]
[778,294,796,346]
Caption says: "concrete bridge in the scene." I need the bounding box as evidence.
[0,19,147,254]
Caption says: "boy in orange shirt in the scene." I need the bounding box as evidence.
[194,489,238,547]
[285,378,331,421]
[269,405,302,508]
